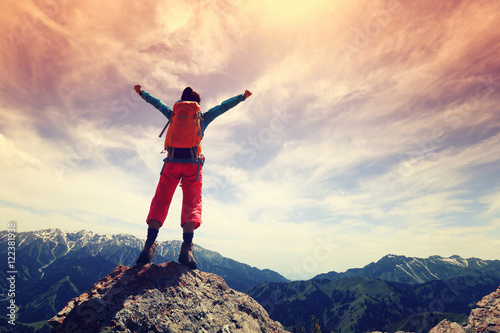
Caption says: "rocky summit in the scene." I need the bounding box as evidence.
[465,285,500,332]
[430,285,500,333]
[49,262,289,333]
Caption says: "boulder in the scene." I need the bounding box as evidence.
[465,285,500,333]
[49,262,289,333]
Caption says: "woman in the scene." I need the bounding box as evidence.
[133,84,252,268]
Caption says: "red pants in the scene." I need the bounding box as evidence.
[147,162,202,229]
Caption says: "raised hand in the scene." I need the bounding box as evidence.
[134,85,143,95]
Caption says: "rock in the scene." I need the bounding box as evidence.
[49,262,289,333]
[429,285,500,333]
[464,285,500,333]
[429,319,465,333]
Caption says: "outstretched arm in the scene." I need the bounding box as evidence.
[134,84,173,119]
[203,90,252,127]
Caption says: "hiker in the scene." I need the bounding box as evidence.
[134,84,252,269]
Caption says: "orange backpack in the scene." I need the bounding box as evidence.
[161,101,203,157]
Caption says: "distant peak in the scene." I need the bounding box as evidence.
[428,255,444,260]
[449,254,463,259]
[429,255,468,267]
[36,228,62,234]
[381,254,408,261]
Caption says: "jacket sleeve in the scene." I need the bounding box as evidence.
[202,94,246,128]
[140,91,173,119]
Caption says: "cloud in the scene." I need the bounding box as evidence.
[0,133,41,169]
[0,0,499,278]
[480,191,500,216]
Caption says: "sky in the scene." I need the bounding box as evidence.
[1,0,499,280]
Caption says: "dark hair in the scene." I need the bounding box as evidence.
[181,87,201,103]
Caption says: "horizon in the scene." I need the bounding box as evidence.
[1,0,499,280]
[7,226,497,279]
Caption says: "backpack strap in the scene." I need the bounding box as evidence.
[159,117,172,138]
[195,112,203,138]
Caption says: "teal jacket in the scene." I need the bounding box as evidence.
[140,90,247,163]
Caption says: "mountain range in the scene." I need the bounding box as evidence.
[0,228,287,328]
[247,272,500,332]
[1,229,499,333]
[313,254,500,284]
[247,254,500,332]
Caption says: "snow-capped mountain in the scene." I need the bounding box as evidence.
[1,228,287,288]
[314,254,500,284]
[1,229,499,331]
[14,228,143,270]
[0,228,288,325]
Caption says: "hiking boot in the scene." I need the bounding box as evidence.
[136,242,157,265]
[178,242,197,269]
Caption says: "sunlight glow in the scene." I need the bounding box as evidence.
[260,0,327,20]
